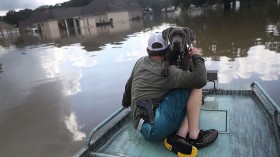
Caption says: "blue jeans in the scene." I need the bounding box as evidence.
[140,88,190,142]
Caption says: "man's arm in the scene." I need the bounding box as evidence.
[170,47,207,89]
[122,73,133,108]
[122,58,142,108]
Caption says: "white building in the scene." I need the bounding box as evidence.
[19,0,143,39]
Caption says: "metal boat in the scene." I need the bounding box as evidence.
[74,81,280,157]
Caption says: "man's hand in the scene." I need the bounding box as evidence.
[189,47,202,57]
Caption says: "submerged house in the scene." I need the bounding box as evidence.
[0,21,19,39]
[18,0,142,39]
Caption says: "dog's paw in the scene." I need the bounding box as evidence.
[161,61,169,76]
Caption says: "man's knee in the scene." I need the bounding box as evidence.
[189,88,203,104]
[140,123,166,142]
[190,88,202,96]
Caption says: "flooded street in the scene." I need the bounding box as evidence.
[0,3,280,157]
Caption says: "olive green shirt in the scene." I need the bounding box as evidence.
[122,54,207,128]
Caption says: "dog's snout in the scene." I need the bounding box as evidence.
[172,41,181,50]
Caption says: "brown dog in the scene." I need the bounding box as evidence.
[161,26,196,76]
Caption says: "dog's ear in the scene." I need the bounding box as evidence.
[183,27,196,45]
[162,27,174,42]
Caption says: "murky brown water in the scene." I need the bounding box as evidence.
[0,3,279,157]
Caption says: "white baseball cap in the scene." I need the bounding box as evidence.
[147,32,168,51]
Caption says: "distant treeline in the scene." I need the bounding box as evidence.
[0,0,267,26]
[0,0,214,26]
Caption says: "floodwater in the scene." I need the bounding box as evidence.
[0,3,280,157]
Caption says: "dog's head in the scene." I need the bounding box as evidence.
[162,27,196,53]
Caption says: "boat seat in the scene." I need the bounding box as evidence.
[206,69,218,90]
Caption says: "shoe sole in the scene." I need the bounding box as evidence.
[164,138,198,157]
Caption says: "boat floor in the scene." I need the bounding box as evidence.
[89,86,279,157]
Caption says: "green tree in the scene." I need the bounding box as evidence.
[18,9,33,20]
[3,10,19,25]
[134,0,151,8]
[2,9,33,26]
[35,5,52,10]
[150,0,162,13]
[180,0,192,9]
[134,0,178,13]
[160,0,173,11]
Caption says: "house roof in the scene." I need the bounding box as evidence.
[0,21,15,29]
[26,9,54,23]
[25,0,142,23]
[26,7,83,23]
[18,20,34,28]
[52,7,82,19]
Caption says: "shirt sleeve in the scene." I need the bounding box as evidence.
[122,58,142,108]
[169,54,207,89]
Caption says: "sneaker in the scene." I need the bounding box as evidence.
[187,129,218,149]
[164,134,198,157]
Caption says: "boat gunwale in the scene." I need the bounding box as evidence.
[251,82,280,155]
[73,108,131,157]
[73,82,280,157]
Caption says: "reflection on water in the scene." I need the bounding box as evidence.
[0,19,146,157]
[0,3,280,157]
[0,63,2,72]
[12,20,145,51]
[65,112,86,141]
[215,45,280,83]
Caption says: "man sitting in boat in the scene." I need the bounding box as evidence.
[122,32,218,156]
